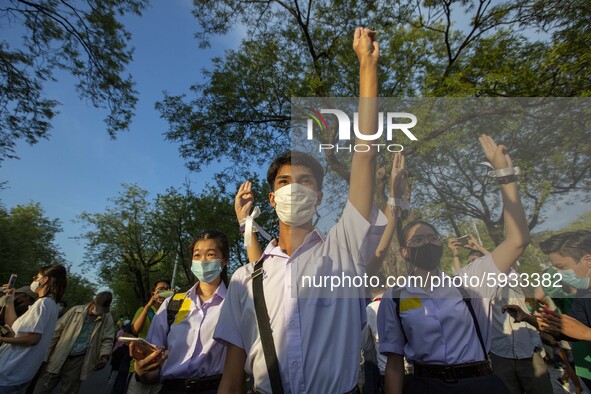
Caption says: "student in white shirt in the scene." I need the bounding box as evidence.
[215,28,387,394]
[378,135,530,394]
[131,230,229,394]
[0,264,67,394]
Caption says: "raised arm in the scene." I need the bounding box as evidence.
[466,234,489,255]
[132,296,157,336]
[479,134,530,273]
[369,153,407,276]
[350,27,380,221]
[448,238,462,274]
[1,286,17,327]
[235,181,263,263]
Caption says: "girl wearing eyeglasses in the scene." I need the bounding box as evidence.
[378,136,529,393]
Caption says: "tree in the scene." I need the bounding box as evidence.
[62,272,97,310]
[79,183,170,304]
[0,201,97,303]
[157,0,591,276]
[0,202,64,282]
[151,176,277,287]
[0,0,149,163]
[79,180,276,310]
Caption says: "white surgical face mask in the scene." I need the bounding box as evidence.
[557,268,591,289]
[30,280,41,293]
[191,259,223,283]
[272,183,318,227]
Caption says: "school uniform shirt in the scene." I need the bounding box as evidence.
[489,282,543,359]
[363,296,386,375]
[377,254,500,365]
[0,297,59,386]
[214,201,387,394]
[146,281,227,381]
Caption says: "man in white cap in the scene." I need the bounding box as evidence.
[33,291,115,394]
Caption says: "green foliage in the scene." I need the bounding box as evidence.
[79,179,277,313]
[62,272,97,311]
[0,202,64,282]
[79,184,169,306]
[0,201,96,306]
[0,0,148,163]
[157,1,590,252]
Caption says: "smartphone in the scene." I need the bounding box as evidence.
[117,336,157,353]
[457,235,470,247]
[7,274,17,289]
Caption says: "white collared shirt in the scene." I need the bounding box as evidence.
[489,281,542,359]
[146,281,227,380]
[214,201,387,394]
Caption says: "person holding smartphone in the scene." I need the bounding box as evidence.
[124,280,171,394]
[130,230,229,394]
[0,264,67,394]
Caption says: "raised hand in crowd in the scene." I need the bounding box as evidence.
[447,238,461,256]
[478,134,530,273]
[465,234,488,254]
[234,180,254,222]
[372,152,407,269]
[235,180,263,263]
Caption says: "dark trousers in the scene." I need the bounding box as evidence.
[489,352,553,394]
[403,373,509,394]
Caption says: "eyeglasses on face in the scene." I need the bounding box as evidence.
[406,234,442,247]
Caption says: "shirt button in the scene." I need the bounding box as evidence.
[292,361,298,368]
[289,320,295,328]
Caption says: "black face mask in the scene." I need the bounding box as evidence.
[406,243,443,271]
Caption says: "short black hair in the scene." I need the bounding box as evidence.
[539,230,591,262]
[152,279,171,291]
[468,250,484,258]
[266,150,324,191]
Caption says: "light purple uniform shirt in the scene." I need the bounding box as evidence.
[214,201,387,394]
[377,254,500,364]
[146,281,227,380]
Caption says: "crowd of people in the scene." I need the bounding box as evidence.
[0,28,590,394]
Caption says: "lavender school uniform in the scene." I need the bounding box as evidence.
[214,201,387,394]
[377,254,501,364]
[146,282,227,380]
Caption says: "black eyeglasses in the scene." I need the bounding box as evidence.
[406,234,442,247]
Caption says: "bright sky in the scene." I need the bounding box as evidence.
[0,2,585,284]
[0,1,244,280]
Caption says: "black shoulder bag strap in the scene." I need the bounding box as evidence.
[252,256,284,394]
[166,292,188,335]
[456,286,487,360]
